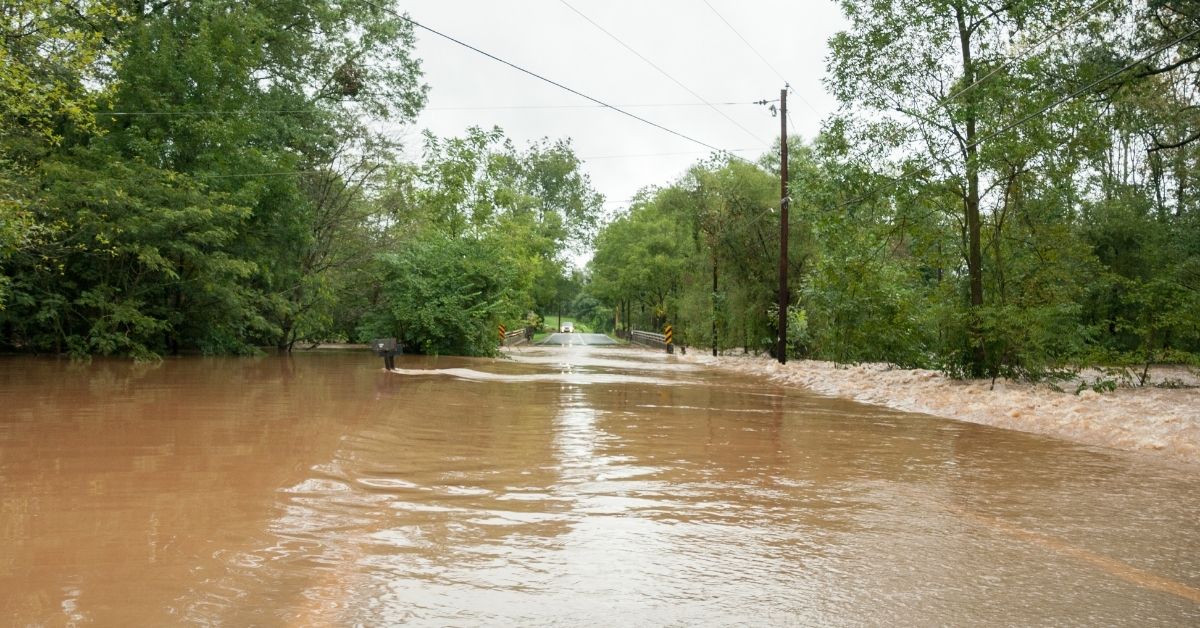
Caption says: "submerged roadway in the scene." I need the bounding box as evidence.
[0,344,1197,625]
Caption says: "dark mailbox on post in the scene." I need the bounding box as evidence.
[372,337,399,370]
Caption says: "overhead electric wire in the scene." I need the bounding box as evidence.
[101,109,319,117]
[829,23,1200,218]
[580,147,765,160]
[938,0,1115,108]
[701,0,820,116]
[356,0,744,160]
[716,25,1200,239]
[961,23,1200,154]
[104,3,1136,194]
[426,101,764,111]
[99,101,774,116]
[558,0,770,145]
[191,170,326,179]
[807,0,1127,213]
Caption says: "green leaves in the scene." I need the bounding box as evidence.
[363,234,519,357]
[1,0,428,356]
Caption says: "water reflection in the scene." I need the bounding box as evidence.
[1,350,1198,626]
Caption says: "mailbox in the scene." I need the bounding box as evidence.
[371,337,400,370]
[372,337,398,356]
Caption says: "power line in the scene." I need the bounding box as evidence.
[939,0,1114,109]
[192,171,325,179]
[358,0,745,159]
[100,109,319,117]
[123,148,772,183]
[710,23,1199,242]
[558,0,771,145]
[963,23,1200,154]
[781,0,1128,221]
[701,0,820,116]
[581,148,765,160]
[829,23,1200,217]
[98,101,774,116]
[426,101,765,111]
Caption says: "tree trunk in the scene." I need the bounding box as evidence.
[278,318,294,354]
[957,4,986,374]
[712,255,719,357]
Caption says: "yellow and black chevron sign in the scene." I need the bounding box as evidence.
[498,324,506,342]
[664,324,673,346]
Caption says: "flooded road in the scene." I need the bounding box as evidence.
[1,346,1198,626]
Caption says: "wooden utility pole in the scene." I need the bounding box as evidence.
[777,88,789,365]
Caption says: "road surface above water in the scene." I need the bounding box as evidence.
[0,346,1197,626]
[538,332,618,346]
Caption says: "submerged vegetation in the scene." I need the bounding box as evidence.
[2,1,1198,376]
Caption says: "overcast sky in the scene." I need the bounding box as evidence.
[390,0,848,257]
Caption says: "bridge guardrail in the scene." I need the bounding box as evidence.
[630,329,666,347]
[503,328,528,346]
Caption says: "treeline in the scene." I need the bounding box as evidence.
[588,0,1200,378]
[1,1,601,358]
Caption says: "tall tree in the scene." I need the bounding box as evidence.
[828,0,1096,374]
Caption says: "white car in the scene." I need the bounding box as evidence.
[560,322,574,333]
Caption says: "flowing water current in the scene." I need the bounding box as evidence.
[1,347,1197,626]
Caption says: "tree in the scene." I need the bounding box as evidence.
[359,127,604,354]
[1,1,121,308]
[0,0,429,356]
[827,0,1103,374]
[359,233,519,357]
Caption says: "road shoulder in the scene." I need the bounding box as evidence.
[681,353,1200,467]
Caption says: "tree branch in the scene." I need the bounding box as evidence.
[1137,50,1200,78]
[1149,129,1200,151]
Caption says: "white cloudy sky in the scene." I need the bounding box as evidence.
[390,0,848,250]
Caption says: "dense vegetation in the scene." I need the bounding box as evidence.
[4,1,1197,375]
[1,1,600,358]
[587,0,1200,379]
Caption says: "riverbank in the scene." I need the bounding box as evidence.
[681,353,1200,466]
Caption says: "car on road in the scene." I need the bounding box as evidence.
[560,322,574,333]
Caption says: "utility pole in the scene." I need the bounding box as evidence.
[777,87,789,365]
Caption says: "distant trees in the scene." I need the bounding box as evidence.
[4,0,1196,370]
[588,158,782,352]
[588,0,1200,378]
[359,127,604,356]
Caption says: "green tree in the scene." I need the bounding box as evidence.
[1,0,428,356]
[360,127,603,354]
[359,233,519,357]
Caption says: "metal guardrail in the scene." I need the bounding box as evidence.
[630,329,666,347]
[632,327,680,354]
[503,328,528,346]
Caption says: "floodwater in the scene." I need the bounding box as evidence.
[1,347,1197,626]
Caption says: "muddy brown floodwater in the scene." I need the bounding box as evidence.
[1,347,1198,626]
